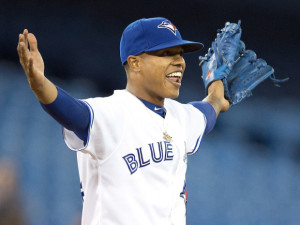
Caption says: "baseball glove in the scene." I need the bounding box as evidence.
[199,20,242,94]
[199,21,288,105]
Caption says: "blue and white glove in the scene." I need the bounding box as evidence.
[199,20,242,94]
[223,49,288,104]
[199,20,288,105]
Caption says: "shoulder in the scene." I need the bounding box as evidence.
[165,98,203,115]
[83,90,129,108]
[165,98,206,126]
[82,89,143,120]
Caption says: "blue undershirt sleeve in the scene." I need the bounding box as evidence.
[40,86,90,143]
[188,101,217,134]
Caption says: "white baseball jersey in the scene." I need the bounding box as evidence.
[63,89,207,225]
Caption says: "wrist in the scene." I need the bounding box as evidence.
[33,78,58,104]
[206,81,230,113]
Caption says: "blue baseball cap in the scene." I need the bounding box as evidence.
[120,17,204,64]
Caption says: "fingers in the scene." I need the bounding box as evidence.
[17,29,27,54]
[17,36,27,66]
[27,33,38,51]
[17,29,32,71]
[18,29,38,51]
[17,29,28,53]
[23,29,29,49]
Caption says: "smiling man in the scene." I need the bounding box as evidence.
[126,46,185,105]
[17,17,229,225]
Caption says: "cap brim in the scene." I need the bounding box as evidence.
[145,39,204,53]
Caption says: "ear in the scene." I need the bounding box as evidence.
[127,55,141,72]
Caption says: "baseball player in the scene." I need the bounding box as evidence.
[18,17,230,225]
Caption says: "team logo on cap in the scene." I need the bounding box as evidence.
[157,20,177,35]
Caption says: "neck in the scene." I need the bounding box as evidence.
[126,85,165,106]
[138,98,166,118]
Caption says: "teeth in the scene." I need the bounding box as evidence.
[166,72,182,78]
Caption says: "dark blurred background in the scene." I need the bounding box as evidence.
[1,0,299,98]
[0,0,299,225]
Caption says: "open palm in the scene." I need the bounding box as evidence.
[17,29,45,91]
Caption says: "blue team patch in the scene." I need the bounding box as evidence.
[180,182,187,204]
[157,20,177,35]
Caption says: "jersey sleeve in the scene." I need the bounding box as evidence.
[62,95,127,161]
[62,100,94,151]
[182,103,207,155]
[165,99,207,156]
[188,101,216,134]
[41,86,90,143]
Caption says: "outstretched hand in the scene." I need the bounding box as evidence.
[17,29,45,92]
[17,29,57,104]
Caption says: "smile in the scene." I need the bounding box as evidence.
[166,72,183,85]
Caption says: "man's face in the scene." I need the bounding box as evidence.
[137,46,186,105]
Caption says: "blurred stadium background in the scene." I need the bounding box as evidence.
[0,0,299,224]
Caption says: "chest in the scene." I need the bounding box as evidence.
[101,110,188,177]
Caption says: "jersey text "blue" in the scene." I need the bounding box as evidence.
[122,141,173,174]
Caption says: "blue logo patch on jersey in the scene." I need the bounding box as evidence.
[157,20,177,35]
[180,181,187,204]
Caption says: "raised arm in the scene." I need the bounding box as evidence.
[17,29,57,104]
[188,80,229,134]
[17,29,90,143]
